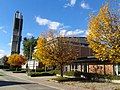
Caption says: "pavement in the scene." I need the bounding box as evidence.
[0,69,85,90]
[0,70,62,90]
[0,69,120,90]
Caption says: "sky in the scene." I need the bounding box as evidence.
[0,0,119,58]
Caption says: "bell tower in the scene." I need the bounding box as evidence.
[11,11,23,54]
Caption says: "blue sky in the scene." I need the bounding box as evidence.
[0,0,119,58]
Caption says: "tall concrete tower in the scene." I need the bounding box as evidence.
[11,11,23,54]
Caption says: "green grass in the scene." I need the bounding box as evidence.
[52,77,69,82]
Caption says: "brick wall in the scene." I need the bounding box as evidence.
[88,63,114,75]
[66,63,114,75]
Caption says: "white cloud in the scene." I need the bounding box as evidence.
[81,2,92,9]
[49,22,60,30]
[35,16,49,25]
[0,49,5,58]
[70,0,76,6]
[2,30,7,33]
[0,26,3,30]
[92,10,97,13]
[0,26,7,33]
[35,16,61,30]
[60,29,67,36]
[27,33,33,37]
[66,29,84,36]
[64,0,77,8]
[60,29,84,36]
[35,16,85,37]
[59,25,71,30]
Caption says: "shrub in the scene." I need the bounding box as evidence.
[115,88,120,90]
[74,71,82,77]
[98,75,120,80]
[28,72,55,77]
[63,71,75,76]
[12,70,26,73]
[109,75,120,80]
[63,71,82,77]
[36,67,45,72]
[49,70,60,75]
[52,77,83,82]
[115,89,120,90]
[83,73,98,80]
[117,76,120,80]
[52,77,69,82]
[0,65,10,69]
[4,68,16,71]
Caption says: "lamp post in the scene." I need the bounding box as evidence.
[26,39,32,73]
[30,37,36,72]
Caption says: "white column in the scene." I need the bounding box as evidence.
[114,63,118,75]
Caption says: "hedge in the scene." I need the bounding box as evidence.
[28,72,55,77]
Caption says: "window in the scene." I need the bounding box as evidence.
[75,63,79,71]
[64,65,68,71]
[82,63,88,73]
[71,64,74,70]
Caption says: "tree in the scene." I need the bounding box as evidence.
[23,37,37,59]
[33,30,80,77]
[2,56,9,66]
[8,54,27,71]
[87,3,120,63]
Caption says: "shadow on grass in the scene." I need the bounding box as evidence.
[68,78,106,83]
[0,80,34,87]
[52,77,107,83]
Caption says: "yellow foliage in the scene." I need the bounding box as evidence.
[33,32,80,66]
[87,3,120,63]
[8,54,27,66]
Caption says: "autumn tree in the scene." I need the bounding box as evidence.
[23,37,37,59]
[33,30,80,77]
[8,54,27,71]
[87,3,120,63]
[2,56,9,66]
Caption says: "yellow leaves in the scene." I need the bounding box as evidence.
[89,14,95,20]
[87,3,120,63]
[8,54,27,66]
[109,55,113,59]
[33,36,54,65]
[33,32,80,66]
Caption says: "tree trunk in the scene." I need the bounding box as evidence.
[16,67,18,71]
[33,59,35,71]
[45,65,47,72]
[60,64,63,77]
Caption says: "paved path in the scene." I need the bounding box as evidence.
[0,69,60,90]
[0,69,120,90]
